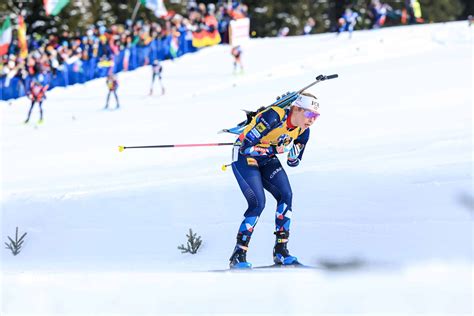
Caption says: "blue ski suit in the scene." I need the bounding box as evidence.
[232,106,310,237]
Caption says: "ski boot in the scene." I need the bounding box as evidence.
[273,231,298,265]
[229,233,252,269]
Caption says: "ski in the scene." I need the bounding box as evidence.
[253,263,320,270]
[207,262,321,272]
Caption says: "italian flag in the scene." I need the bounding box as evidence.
[0,17,12,56]
[169,34,179,58]
[140,0,167,18]
[43,0,70,16]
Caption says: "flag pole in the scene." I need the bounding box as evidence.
[131,0,141,25]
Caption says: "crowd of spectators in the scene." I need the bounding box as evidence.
[1,0,425,100]
[332,0,424,38]
[0,1,249,100]
[280,0,424,37]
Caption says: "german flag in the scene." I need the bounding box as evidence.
[192,30,221,48]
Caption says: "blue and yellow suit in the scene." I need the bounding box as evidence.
[232,106,310,241]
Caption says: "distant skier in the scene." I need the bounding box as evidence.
[24,75,49,124]
[105,73,120,110]
[338,8,359,38]
[228,93,321,269]
[231,45,243,74]
[370,0,392,28]
[149,59,165,96]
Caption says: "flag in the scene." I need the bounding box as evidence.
[192,30,221,48]
[43,0,70,16]
[18,15,28,59]
[169,34,179,58]
[140,0,168,18]
[0,17,12,56]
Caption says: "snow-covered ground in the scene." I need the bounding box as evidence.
[1,21,472,315]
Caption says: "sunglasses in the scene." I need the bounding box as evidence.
[303,110,320,119]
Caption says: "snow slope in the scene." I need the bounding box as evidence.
[1,21,472,315]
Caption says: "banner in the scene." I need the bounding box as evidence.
[44,0,70,16]
[18,15,28,59]
[0,17,12,56]
[229,17,250,47]
[192,30,221,48]
[140,0,167,18]
[169,33,179,58]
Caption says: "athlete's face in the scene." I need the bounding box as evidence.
[291,107,320,129]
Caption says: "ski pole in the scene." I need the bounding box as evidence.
[118,142,234,152]
[221,163,232,171]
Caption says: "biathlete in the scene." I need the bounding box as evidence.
[105,74,120,109]
[25,76,49,124]
[231,45,244,74]
[229,92,321,268]
[150,59,165,96]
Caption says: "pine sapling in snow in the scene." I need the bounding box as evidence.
[4,227,27,256]
[178,228,202,254]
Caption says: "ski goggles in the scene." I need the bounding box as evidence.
[303,110,320,119]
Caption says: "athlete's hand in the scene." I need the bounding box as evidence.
[288,143,303,161]
[275,139,294,154]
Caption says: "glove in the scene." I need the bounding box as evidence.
[274,139,294,154]
[287,143,304,167]
[287,143,303,161]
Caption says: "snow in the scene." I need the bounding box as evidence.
[1,21,473,315]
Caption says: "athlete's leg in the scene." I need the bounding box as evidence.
[113,90,120,108]
[105,91,111,109]
[229,154,266,267]
[260,157,293,232]
[232,154,266,237]
[260,157,298,264]
[38,101,43,122]
[25,100,35,123]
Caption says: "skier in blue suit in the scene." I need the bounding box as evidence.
[338,8,359,38]
[229,93,321,268]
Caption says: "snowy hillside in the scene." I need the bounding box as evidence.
[1,21,472,315]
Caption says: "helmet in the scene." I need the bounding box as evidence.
[291,93,319,112]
